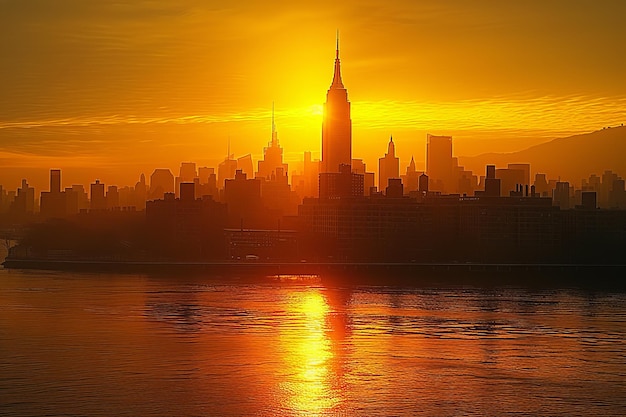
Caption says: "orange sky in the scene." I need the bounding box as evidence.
[1,0,625,190]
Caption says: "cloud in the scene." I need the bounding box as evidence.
[0,0,192,22]
[1,0,625,167]
[354,94,626,136]
[1,93,624,163]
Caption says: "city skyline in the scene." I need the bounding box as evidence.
[1,40,625,200]
[1,1,626,190]
[3,4,626,416]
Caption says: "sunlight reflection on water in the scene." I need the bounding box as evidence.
[279,290,337,415]
[1,270,626,416]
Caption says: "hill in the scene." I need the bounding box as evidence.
[458,126,626,182]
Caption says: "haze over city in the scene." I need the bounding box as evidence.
[2,0,626,191]
[2,3,626,416]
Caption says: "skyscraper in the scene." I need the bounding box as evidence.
[218,139,237,190]
[149,169,175,200]
[426,134,454,193]
[401,156,421,194]
[41,169,66,218]
[237,154,255,178]
[90,180,106,211]
[50,169,61,194]
[179,162,197,182]
[218,156,237,190]
[176,162,198,198]
[12,179,35,215]
[257,104,287,180]
[321,34,352,174]
[379,136,400,191]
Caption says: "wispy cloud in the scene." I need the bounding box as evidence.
[2,94,623,136]
[352,95,626,136]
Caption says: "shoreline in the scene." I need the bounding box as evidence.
[3,258,626,288]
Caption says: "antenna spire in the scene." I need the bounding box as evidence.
[388,135,395,156]
[272,101,276,135]
[331,31,344,89]
[271,102,278,147]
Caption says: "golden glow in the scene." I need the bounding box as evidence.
[308,104,324,117]
[1,2,625,188]
[280,289,339,415]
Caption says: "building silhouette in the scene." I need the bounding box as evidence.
[106,186,119,210]
[508,163,531,187]
[300,191,564,263]
[496,167,526,197]
[533,173,551,197]
[198,167,213,185]
[259,167,299,217]
[426,134,454,193]
[134,174,147,210]
[580,191,597,210]
[218,154,237,190]
[195,167,218,200]
[40,169,66,218]
[304,151,320,198]
[321,35,352,174]
[40,169,91,218]
[553,181,571,210]
[419,173,429,195]
[149,169,175,200]
[68,185,88,213]
[50,169,61,193]
[352,159,375,196]
[0,185,8,213]
[225,228,298,261]
[401,156,421,195]
[292,151,321,199]
[224,169,263,228]
[90,180,106,211]
[610,178,626,208]
[179,182,195,202]
[385,178,403,198]
[146,183,227,260]
[3,36,626,267]
[481,165,501,197]
[11,179,35,216]
[257,105,288,180]
[179,162,197,182]
[175,162,198,197]
[237,154,254,179]
[319,164,364,199]
[379,136,400,192]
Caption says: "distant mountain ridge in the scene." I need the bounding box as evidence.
[458,126,626,182]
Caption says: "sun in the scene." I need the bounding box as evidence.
[309,104,324,116]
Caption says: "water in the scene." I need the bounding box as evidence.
[1,269,625,416]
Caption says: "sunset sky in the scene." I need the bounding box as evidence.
[1,0,625,189]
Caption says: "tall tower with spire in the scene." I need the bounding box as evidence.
[379,135,400,191]
[321,33,352,174]
[401,155,421,194]
[257,103,287,180]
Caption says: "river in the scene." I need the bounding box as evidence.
[1,268,625,416]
